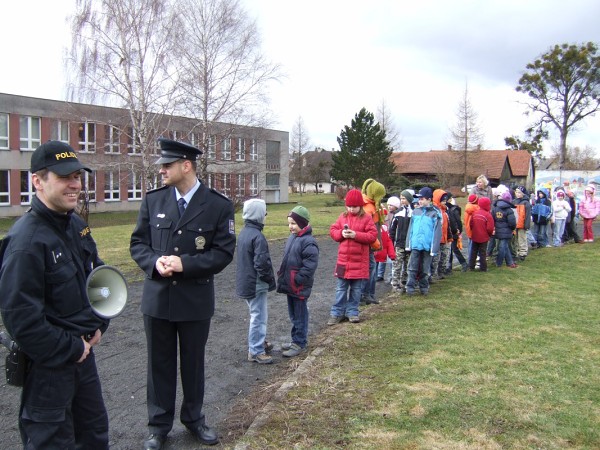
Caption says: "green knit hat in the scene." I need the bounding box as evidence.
[289,205,310,229]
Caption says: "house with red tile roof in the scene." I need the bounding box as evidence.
[390,149,534,193]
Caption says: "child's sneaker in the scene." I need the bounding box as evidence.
[327,315,343,326]
[348,315,360,323]
[248,352,273,364]
[264,341,274,354]
[282,343,305,358]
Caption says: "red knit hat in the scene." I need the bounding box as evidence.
[468,194,478,204]
[345,189,364,207]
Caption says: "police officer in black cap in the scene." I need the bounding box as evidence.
[0,141,109,448]
[130,138,236,449]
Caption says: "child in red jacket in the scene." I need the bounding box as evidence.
[328,189,378,325]
[468,197,494,272]
[374,224,396,281]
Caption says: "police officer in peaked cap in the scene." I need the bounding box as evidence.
[130,137,236,449]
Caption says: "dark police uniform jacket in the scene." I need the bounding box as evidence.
[0,195,107,367]
[130,182,236,321]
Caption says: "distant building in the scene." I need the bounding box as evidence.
[390,149,535,193]
[289,148,335,194]
[0,93,289,217]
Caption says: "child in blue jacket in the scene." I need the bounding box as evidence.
[531,188,553,247]
[276,206,319,357]
[405,187,442,296]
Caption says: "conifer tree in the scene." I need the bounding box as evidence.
[331,107,395,188]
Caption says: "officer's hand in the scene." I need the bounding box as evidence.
[167,255,183,272]
[156,257,173,277]
[77,338,91,363]
[88,329,102,347]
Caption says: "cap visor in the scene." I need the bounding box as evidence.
[155,156,182,164]
[50,161,91,176]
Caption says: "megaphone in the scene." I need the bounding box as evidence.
[86,265,128,319]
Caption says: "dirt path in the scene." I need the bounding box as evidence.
[0,236,393,449]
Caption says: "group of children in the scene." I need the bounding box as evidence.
[236,180,598,364]
[236,200,319,364]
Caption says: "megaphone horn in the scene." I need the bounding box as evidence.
[86,265,128,319]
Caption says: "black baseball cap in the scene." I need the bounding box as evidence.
[30,141,91,175]
[155,138,202,164]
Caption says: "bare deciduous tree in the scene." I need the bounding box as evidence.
[549,145,600,170]
[69,0,180,191]
[448,83,484,189]
[175,0,282,179]
[289,116,311,194]
[376,99,402,151]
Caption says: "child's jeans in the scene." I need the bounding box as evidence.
[553,218,566,246]
[534,223,548,247]
[332,278,364,318]
[496,238,514,267]
[287,295,309,349]
[246,281,269,356]
[406,250,432,293]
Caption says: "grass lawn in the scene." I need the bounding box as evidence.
[237,241,600,449]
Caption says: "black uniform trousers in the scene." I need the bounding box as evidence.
[143,315,211,434]
[20,350,108,449]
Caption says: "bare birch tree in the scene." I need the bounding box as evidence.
[289,116,311,194]
[376,99,402,151]
[174,0,282,179]
[68,0,181,192]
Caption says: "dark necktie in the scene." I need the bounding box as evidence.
[177,198,187,218]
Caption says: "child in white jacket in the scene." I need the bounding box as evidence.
[552,190,572,247]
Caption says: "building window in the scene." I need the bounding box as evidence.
[236,174,245,197]
[250,173,258,196]
[20,116,41,150]
[208,136,216,160]
[266,140,280,170]
[236,138,245,161]
[250,139,257,161]
[83,171,97,203]
[52,120,70,143]
[0,113,8,149]
[190,132,200,149]
[222,173,231,197]
[127,128,142,155]
[206,173,214,189]
[20,171,34,205]
[265,173,279,187]
[222,138,231,161]
[105,125,121,154]
[128,171,143,200]
[0,170,9,205]
[78,122,96,152]
[104,170,120,201]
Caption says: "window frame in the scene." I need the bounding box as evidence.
[19,116,41,151]
[104,170,121,201]
[20,170,34,205]
[0,113,10,149]
[0,170,10,205]
[78,121,96,153]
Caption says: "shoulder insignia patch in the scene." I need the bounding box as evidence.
[209,187,232,202]
[229,219,235,234]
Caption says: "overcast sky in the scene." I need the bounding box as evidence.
[3,0,600,155]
